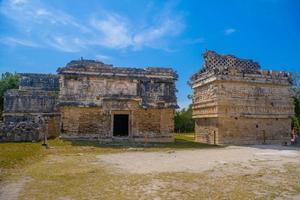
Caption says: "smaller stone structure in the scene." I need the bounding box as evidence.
[0,73,60,141]
[190,51,294,145]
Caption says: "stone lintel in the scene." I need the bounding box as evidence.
[3,112,61,116]
[192,114,218,118]
[192,114,293,119]
[59,71,177,81]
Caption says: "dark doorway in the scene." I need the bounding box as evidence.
[113,114,129,137]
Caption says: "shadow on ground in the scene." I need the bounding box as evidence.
[67,138,222,149]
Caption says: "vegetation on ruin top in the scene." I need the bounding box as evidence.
[0,73,19,118]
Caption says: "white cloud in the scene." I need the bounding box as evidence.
[90,14,132,49]
[133,17,184,50]
[224,28,236,35]
[0,37,40,47]
[0,0,185,53]
[89,10,184,51]
[3,0,84,28]
[35,8,50,16]
[46,36,85,53]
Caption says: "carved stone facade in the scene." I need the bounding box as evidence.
[191,51,294,145]
[58,60,177,142]
[1,60,177,142]
[1,74,60,141]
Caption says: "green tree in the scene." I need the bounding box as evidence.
[0,72,19,118]
[292,97,300,134]
[174,104,194,133]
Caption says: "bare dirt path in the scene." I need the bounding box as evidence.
[0,177,32,200]
[97,145,300,174]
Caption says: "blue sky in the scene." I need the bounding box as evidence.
[0,0,299,108]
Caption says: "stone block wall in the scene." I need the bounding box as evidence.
[132,108,174,141]
[193,79,293,145]
[1,73,60,142]
[196,117,291,145]
[217,81,294,118]
[191,51,294,145]
[60,106,111,140]
[0,113,60,141]
[194,118,218,144]
[4,89,58,113]
[218,117,291,145]
[57,59,177,142]
[60,106,174,142]
[19,73,59,91]
[59,75,138,106]
[2,59,177,142]
[138,80,177,108]
[58,59,178,109]
[46,114,61,138]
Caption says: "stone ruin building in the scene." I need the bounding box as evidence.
[0,73,60,141]
[0,59,178,142]
[190,50,294,145]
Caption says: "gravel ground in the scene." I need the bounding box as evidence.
[97,145,300,174]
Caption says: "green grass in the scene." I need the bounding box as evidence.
[0,142,44,169]
[69,139,217,150]
[0,133,216,181]
[0,142,44,181]
[175,132,195,140]
[68,132,217,149]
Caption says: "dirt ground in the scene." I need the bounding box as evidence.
[1,144,300,200]
[98,145,300,174]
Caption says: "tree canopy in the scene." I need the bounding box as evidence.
[0,72,19,118]
[174,104,194,133]
[291,72,300,133]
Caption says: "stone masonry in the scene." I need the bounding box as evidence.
[58,59,177,142]
[190,51,294,145]
[1,60,177,142]
[1,73,60,141]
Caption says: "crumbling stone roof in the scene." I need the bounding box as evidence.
[203,50,260,73]
[57,59,178,80]
[19,73,59,91]
[65,59,113,69]
[191,50,291,82]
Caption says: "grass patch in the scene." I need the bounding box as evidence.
[0,142,44,180]
[68,133,218,150]
[69,139,217,150]
[175,132,195,141]
[0,133,216,181]
[0,142,44,169]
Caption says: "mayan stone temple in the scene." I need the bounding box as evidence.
[1,74,60,141]
[0,59,178,142]
[190,51,294,145]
